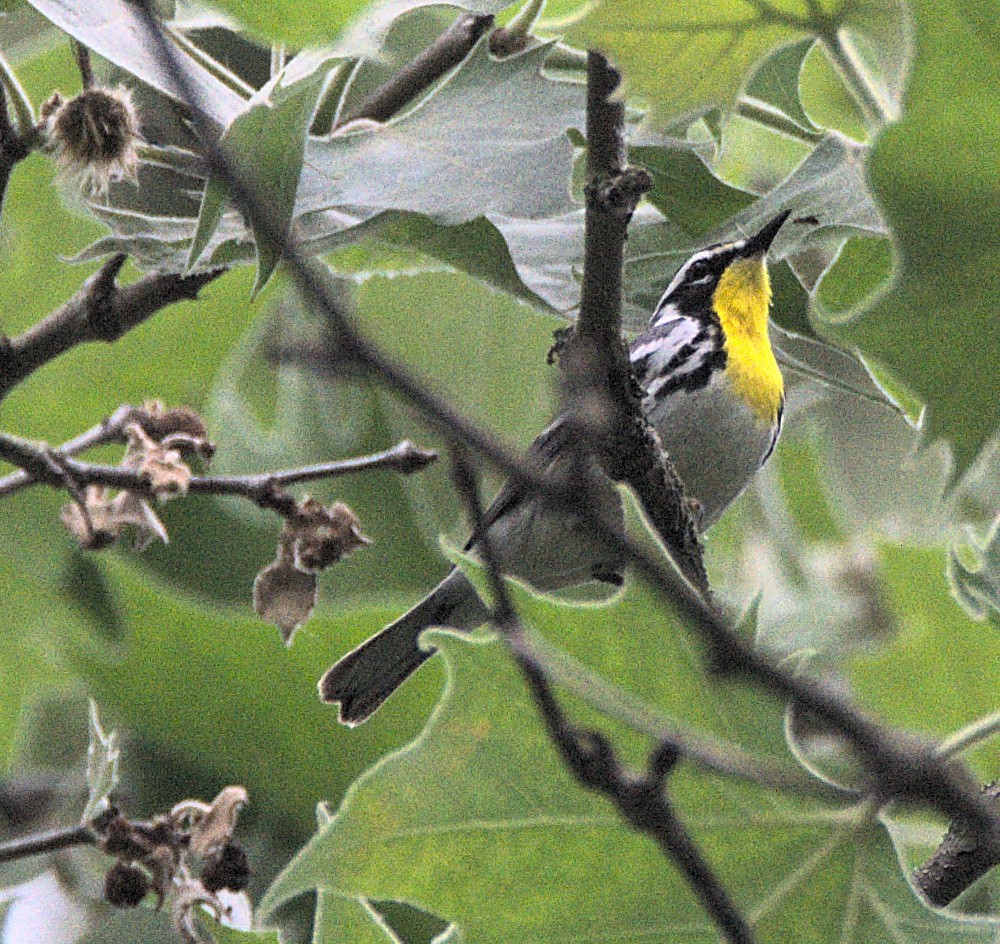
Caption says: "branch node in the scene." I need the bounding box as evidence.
[256,484,299,517]
[86,253,128,342]
[568,728,617,789]
[386,440,438,474]
[649,740,683,783]
[585,166,653,216]
[621,775,669,834]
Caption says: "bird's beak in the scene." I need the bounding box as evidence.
[740,209,792,259]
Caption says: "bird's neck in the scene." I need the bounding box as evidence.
[712,258,784,423]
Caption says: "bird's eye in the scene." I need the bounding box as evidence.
[686,260,712,283]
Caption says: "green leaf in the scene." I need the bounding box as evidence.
[566,0,909,126]
[296,40,584,223]
[190,51,336,292]
[629,137,756,235]
[25,0,246,125]
[212,0,511,47]
[313,894,404,944]
[314,211,553,310]
[744,37,818,132]
[812,235,895,319]
[262,586,996,941]
[201,917,282,944]
[82,699,119,822]
[771,323,902,414]
[949,516,1000,621]
[799,42,868,141]
[849,544,1000,777]
[831,0,1000,480]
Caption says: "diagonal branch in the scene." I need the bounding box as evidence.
[448,447,755,944]
[0,255,224,401]
[337,13,495,127]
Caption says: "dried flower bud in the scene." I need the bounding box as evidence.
[100,815,151,861]
[253,557,317,644]
[128,402,214,461]
[134,401,208,441]
[104,861,149,908]
[201,841,251,894]
[61,487,119,550]
[287,498,371,573]
[61,485,169,551]
[44,85,141,195]
[124,423,192,501]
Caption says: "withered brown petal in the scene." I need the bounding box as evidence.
[253,557,317,644]
[188,786,249,858]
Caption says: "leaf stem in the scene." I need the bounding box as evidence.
[737,97,823,144]
[935,711,1000,762]
[819,31,891,128]
[166,27,255,99]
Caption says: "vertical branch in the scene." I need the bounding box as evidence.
[564,52,707,592]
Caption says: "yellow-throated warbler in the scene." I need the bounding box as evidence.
[321,210,790,725]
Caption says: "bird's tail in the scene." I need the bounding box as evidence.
[319,569,486,726]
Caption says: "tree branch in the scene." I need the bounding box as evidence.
[0,256,224,401]
[126,0,1000,858]
[0,404,139,498]
[0,823,96,864]
[337,13,495,127]
[515,645,756,944]
[448,448,755,944]
[913,782,1000,907]
[0,430,436,513]
[560,53,706,593]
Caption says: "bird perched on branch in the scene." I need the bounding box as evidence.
[321,210,791,725]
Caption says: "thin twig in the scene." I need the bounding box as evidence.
[126,0,1000,856]
[0,257,225,401]
[0,432,437,510]
[449,450,755,943]
[337,13,494,127]
[0,824,96,864]
[447,445,851,802]
[514,645,756,943]
[0,404,138,498]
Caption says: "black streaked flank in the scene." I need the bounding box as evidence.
[631,322,727,398]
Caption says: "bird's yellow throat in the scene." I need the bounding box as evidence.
[712,257,784,423]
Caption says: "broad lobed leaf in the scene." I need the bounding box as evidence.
[262,576,997,942]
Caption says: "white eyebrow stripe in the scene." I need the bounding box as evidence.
[654,240,746,308]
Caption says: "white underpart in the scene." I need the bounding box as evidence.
[645,370,776,528]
